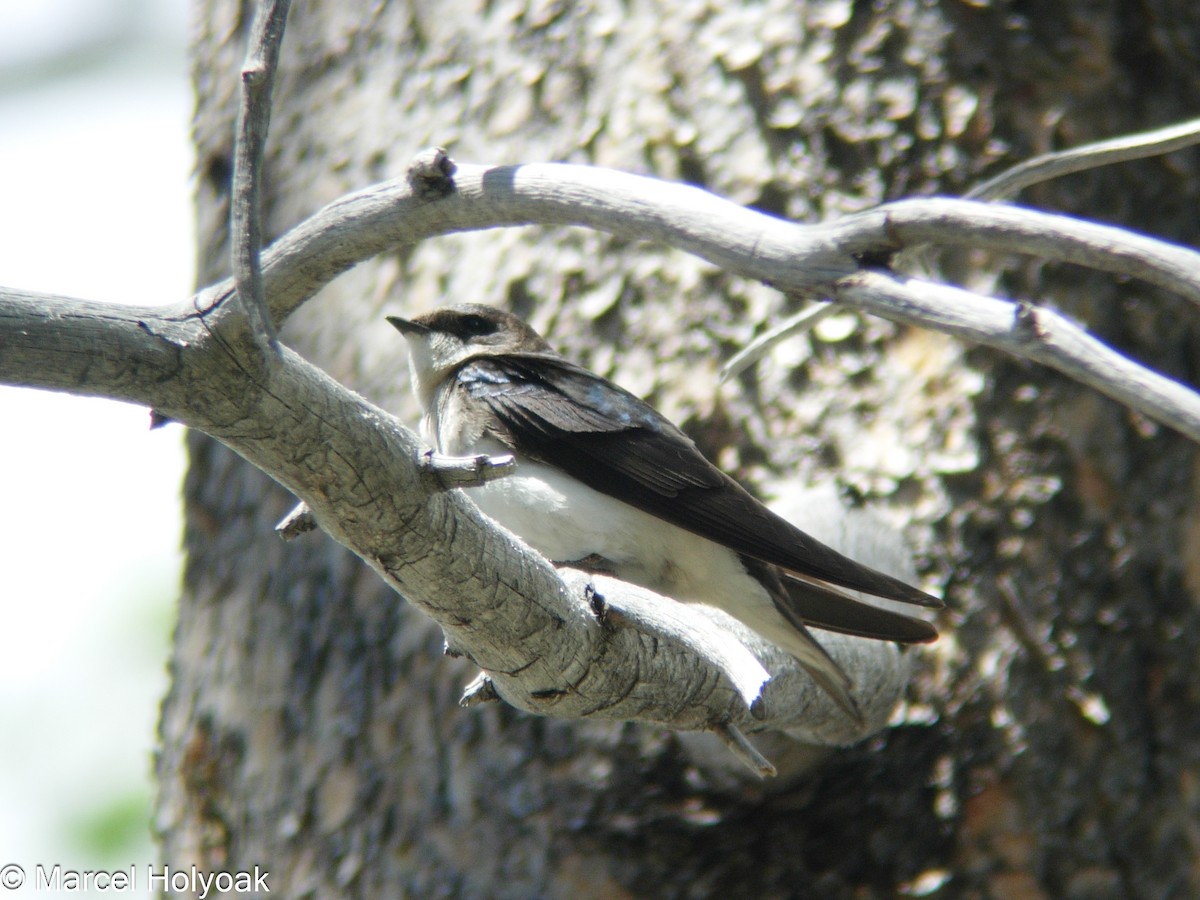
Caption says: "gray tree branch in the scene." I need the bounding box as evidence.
[202,158,1200,442]
[831,270,1200,441]
[4,142,1199,773]
[0,284,906,775]
[207,160,1200,325]
[229,0,291,352]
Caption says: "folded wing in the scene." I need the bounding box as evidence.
[458,355,943,637]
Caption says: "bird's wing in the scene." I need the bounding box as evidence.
[459,355,941,612]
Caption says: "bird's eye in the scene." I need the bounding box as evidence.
[460,314,497,337]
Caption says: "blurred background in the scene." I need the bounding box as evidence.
[0,0,191,894]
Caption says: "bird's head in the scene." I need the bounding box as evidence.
[387,304,553,405]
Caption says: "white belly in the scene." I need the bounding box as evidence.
[467,459,747,600]
[422,403,732,596]
[466,461,828,667]
[428,410,820,665]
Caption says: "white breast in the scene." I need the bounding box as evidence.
[426,380,802,654]
[464,461,830,668]
[462,451,757,607]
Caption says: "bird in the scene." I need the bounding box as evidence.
[387,303,940,719]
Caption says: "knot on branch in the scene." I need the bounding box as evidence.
[1013,300,1045,343]
[407,147,457,198]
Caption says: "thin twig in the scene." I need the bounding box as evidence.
[967,117,1200,201]
[719,301,836,382]
[711,719,777,778]
[995,576,1112,728]
[230,0,292,354]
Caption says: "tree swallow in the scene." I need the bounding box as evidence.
[388,304,940,719]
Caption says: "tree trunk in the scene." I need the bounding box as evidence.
[156,0,1200,895]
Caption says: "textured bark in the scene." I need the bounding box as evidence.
[156,0,1200,896]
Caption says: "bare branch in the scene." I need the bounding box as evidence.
[0,286,908,767]
[200,155,1200,441]
[6,132,1200,770]
[211,161,1200,332]
[829,197,1200,309]
[832,270,1200,442]
[582,570,772,713]
[230,0,291,354]
[722,116,1200,384]
[0,289,184,403]
[195,161,863,328]
[966,117,1200,201]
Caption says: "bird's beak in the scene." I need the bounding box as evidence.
[386,315,429,336]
